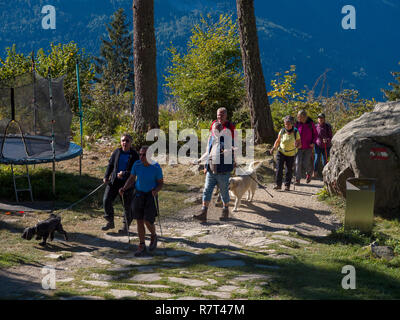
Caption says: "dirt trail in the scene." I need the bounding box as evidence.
[0,173,341,299]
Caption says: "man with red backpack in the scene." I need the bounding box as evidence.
[295,110,317,184]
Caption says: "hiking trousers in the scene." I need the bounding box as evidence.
[103,180,134,225]
[275,151,295,187]
[295,148,313,180]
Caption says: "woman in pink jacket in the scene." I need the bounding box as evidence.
[295,110,318,184]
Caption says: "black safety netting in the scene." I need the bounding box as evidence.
[0,71,73,162]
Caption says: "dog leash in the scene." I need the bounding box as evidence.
[53,182,106,214]
[235,163,274,198]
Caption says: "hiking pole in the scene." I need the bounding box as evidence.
[153,195,163,238]
[324,142,329,164]
[153,194,166,256]
[120,195,130,244]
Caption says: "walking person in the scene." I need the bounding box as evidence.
[102,134,139,233]
[270,116,301,191]
[119,146,163,256]
[193,107,235,222]
[295,110,317,184]
[313,113,333,178]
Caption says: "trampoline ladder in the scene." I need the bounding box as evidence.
[11,164,34,202]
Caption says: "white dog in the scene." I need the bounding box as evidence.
[229,161,262,212]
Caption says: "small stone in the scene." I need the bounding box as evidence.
[218,285,240,292]
[113,258,140,266]
[94,258,111,265]
[90,273,115,281]
[168,277,208,287]
[82,280,110,287]
[45,254,63,260]
[247,237,279,247]
[231,274,272,282]
[130,273,162,282]
[200,290,230,299]
[109,289,139,299]
[206,278,218,285]
[147,292,175,299]
[371,245,395,260]
[125,284,170,289]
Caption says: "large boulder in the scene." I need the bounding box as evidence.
[323,101,400,215]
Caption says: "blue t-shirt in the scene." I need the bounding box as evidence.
[117,151,130,173]
[130,160,163,192]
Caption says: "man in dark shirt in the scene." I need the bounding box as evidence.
[102,134,139,233]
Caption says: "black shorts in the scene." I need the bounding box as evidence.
[132,191,158,224]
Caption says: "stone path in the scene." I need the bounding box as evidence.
[0,179,341,300]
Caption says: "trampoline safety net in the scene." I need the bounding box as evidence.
[0,72,73,163]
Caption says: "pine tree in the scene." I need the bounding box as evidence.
[382,62,400,101]
[95,8,134,95]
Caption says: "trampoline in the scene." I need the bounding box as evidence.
[0,66,83,202]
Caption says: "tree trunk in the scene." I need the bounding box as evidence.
[132,0,158,134]
[236,0,275,144]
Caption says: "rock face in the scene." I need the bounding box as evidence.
[323,101,400,215]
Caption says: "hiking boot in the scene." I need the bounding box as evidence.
[312,171,317,178]
[134,243,147,257]
[273,185,281,190]
[101,221,115,231]
[118,223,129,234]
[219,207,229,221]
[306,174,311,184]
[149,234,158,252]
[284,185,290,191]
[193,207,208,222]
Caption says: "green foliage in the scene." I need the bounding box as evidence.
[0,45,32,82]
[94,8,134,95]
[0,42,95,115]
[84,82,133,139]
[164,14,245,121]
[268,66,375,134]
[382,61,400,101]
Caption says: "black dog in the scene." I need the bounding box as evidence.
[21,214,68,246]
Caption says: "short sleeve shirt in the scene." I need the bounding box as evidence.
[130,160,163,193]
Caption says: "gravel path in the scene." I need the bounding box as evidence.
[0,177,341,300]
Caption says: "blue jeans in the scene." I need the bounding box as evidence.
[202,172,230,204]
[314,145,330,172]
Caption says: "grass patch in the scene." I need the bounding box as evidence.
[0,252,37,268]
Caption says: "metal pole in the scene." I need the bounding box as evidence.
[76,60,83,177]
[48,67,56,197]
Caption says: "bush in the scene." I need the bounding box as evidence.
[164,14,245,121]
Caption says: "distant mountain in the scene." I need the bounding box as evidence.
[0,0,399,102]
